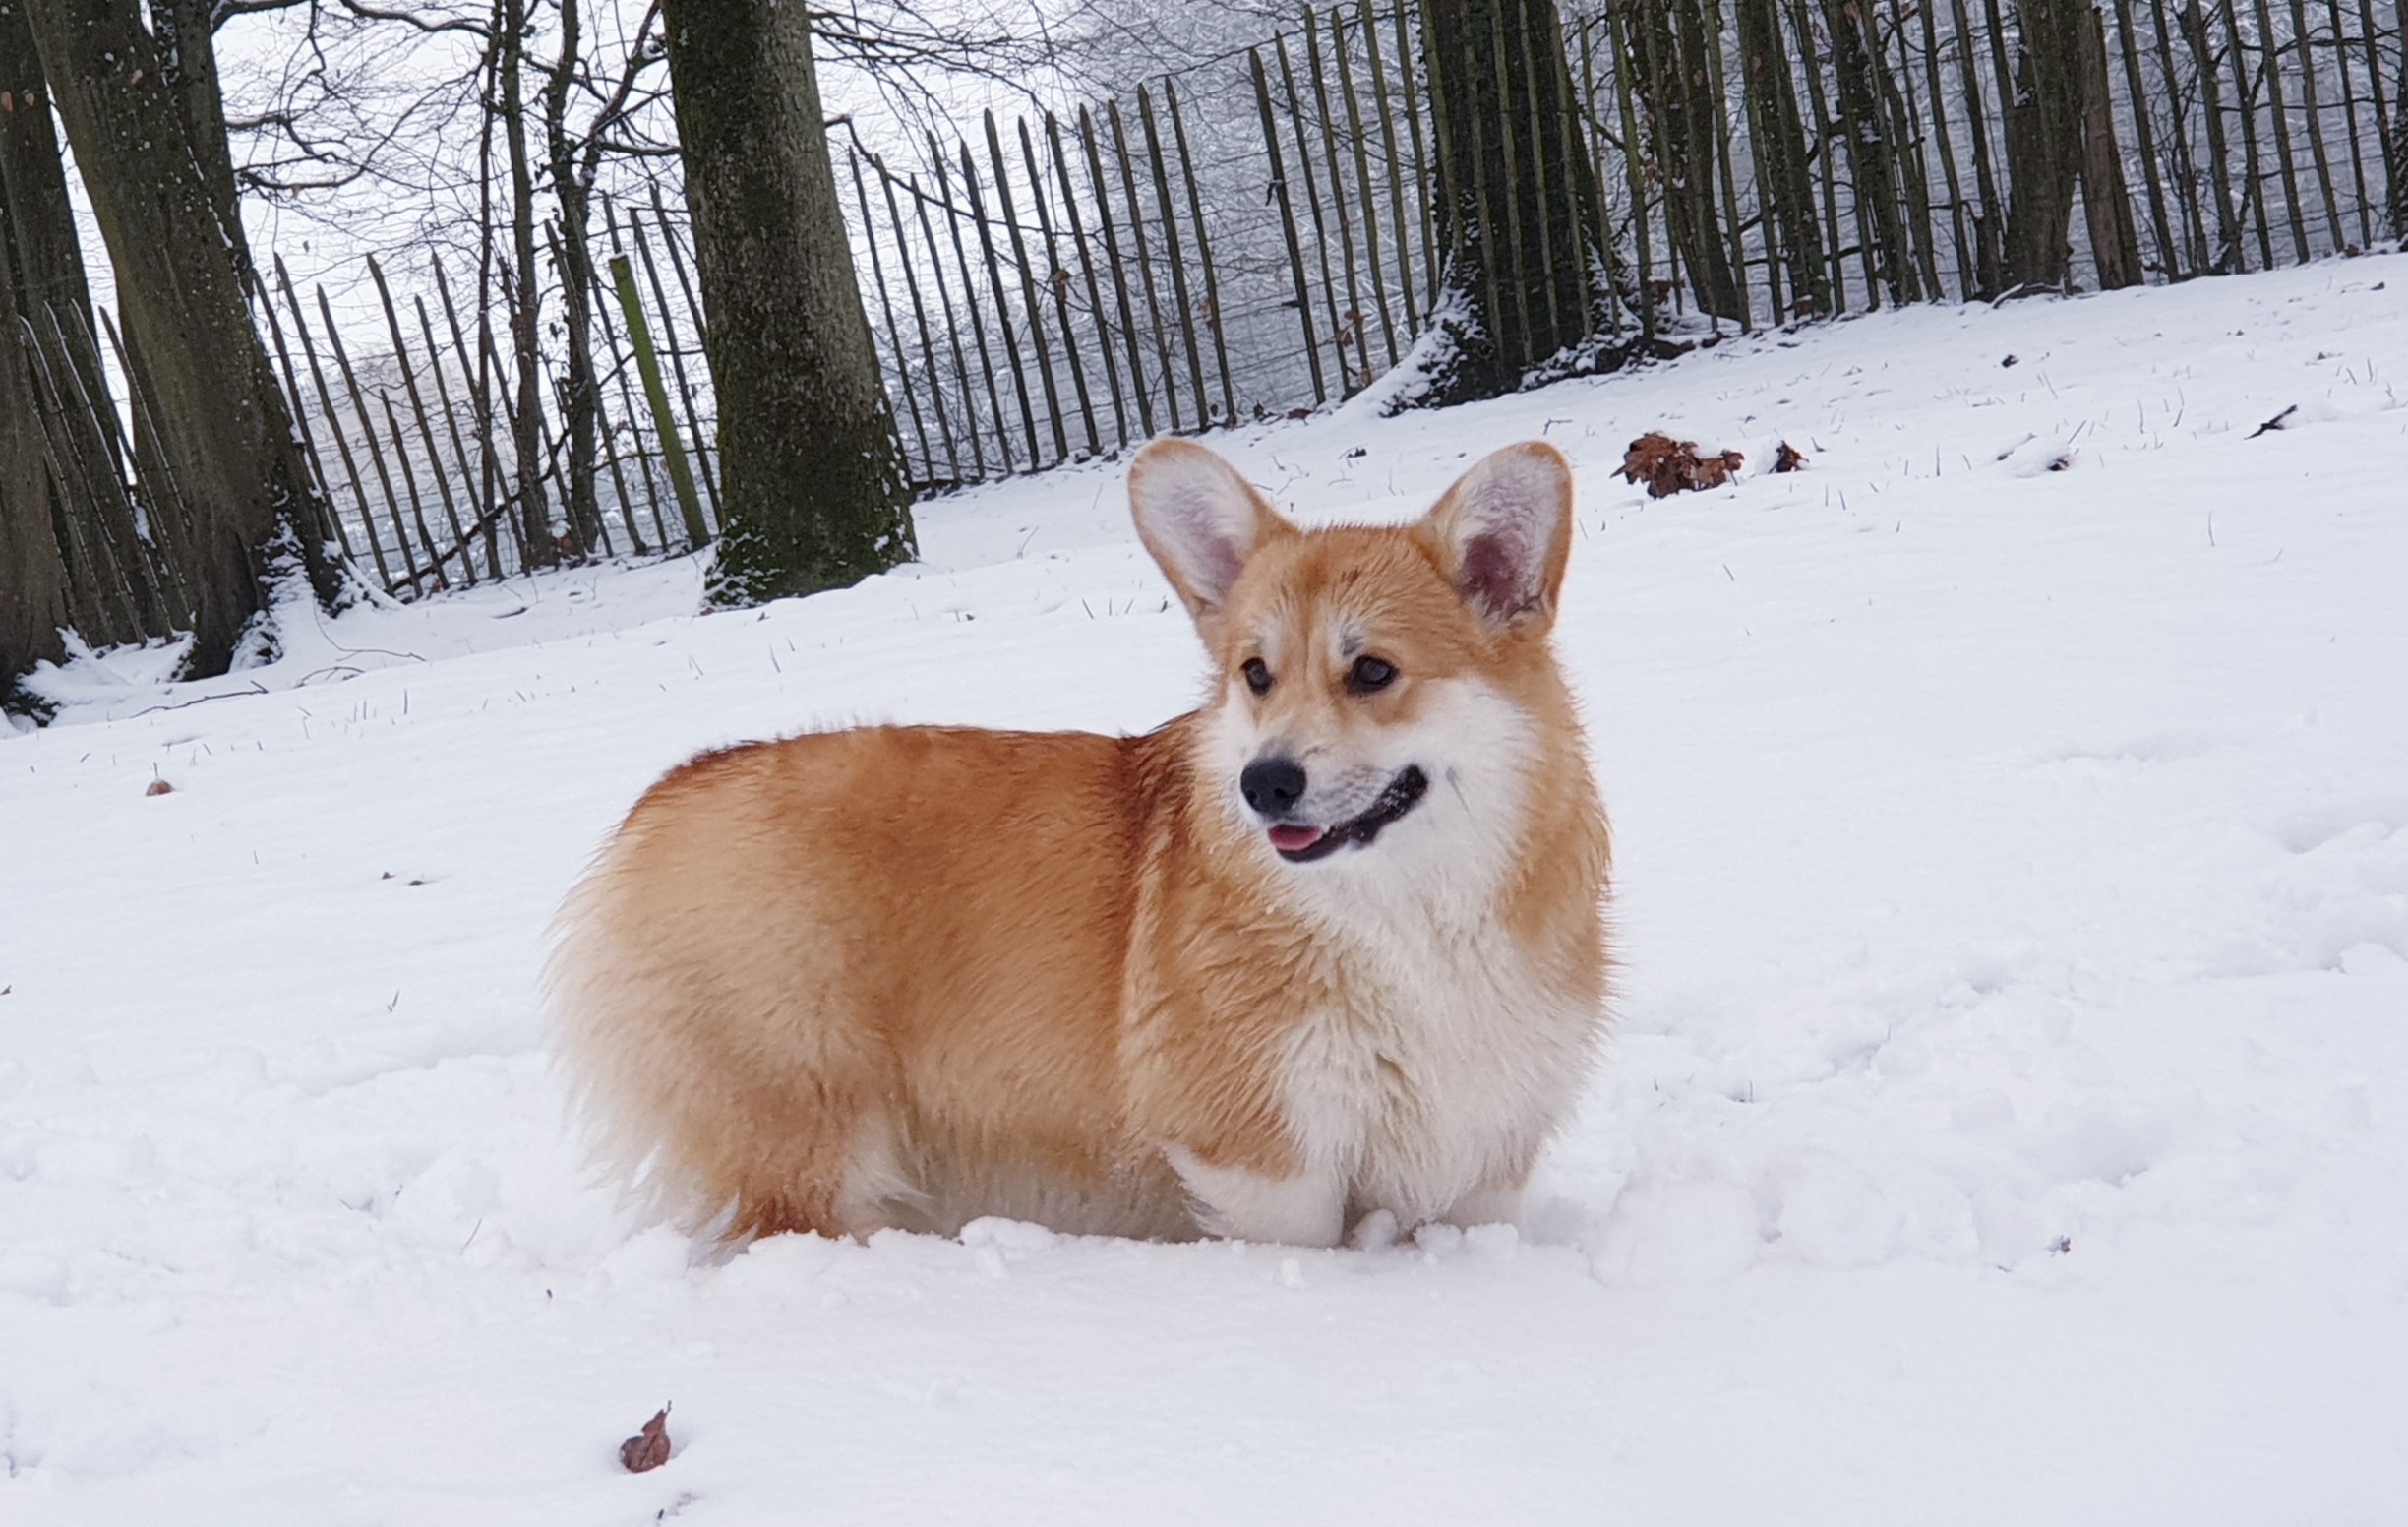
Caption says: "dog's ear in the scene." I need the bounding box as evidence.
[1421,442,1575,632]
[1128,440,1292,624]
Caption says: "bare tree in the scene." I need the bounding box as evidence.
[0,260,67,700]
[541,0,668,559]
[662,0,915,605]
[1624,0,1748,321]
[2003,0,2141,292]
[0,0,76,694]
[26,0,342,676]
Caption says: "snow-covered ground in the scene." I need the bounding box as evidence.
[6,257,2407,1523]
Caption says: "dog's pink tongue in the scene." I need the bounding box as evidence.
[1267,824,1324,853]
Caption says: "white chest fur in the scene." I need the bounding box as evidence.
[1276,918,1599,1229]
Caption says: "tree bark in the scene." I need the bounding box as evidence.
[0,52,67,695]
[1419,0,1618,401]
[0,0,90,326]
[2077,7,2143,288]
[498,0,557,567]
[150,0,246,272]
[2002,0,2144,291]
[541,0,606,559]
[2,0,90,686]
[2002,0,2090,290]
[662,0,914,605]
[1643,0,1749,319]
[25,0,340,676]
[1824,0,1921,304]
[1736,0,1831,316]
[2391,49,2408,242]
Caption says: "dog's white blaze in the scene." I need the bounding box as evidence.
[1186,676,1600,1232]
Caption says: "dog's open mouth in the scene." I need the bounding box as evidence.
[1266,766,1430,863]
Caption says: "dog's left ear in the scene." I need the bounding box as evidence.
[1421,441,1576,632]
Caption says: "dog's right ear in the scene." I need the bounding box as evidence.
[1128,440,1291,626]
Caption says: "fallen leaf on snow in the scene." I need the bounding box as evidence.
[620,1407,672,1473]
[1622,432,1747,498]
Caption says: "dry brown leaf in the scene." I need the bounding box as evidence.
[145,778,175,797]
[1775,441,1807,473]
[620,1407,672,1474]
[1620,432,1747,499]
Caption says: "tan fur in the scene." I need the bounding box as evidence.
[548,440,1611,1244]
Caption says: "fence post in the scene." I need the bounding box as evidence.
[958,138,1046,464]
[1361,0,1423,333]
[1253,47,1331,406]
[929,141,1016,474]
[908,171,990,479]
[1079,105,1158,437]
[883,167,966,479]
[851,152,938,484]
[1163,81,1238,426]
[316,284,428,586]
[1108,99,1184,431]
[368,255,475,575]
[1048,111,1131,448]
[1018,115,1102,455]
[609,252,709,550]
[1306,6,1376,386]
[986,111,1071,462]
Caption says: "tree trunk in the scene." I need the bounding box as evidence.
[0,0,90,326]
[25,0,340,677]
[0,182,66,701]
[2002,0,2090,290]
[1736,0,1832,316]
[542,0,606,559]
[150,0,246,273]
[2391,50,2408,242]
[1824,0,1921,304]
[0,0,73,694]
[1420,0,1618,401]
[2077,7,2143,288]
[498,0,557,568]
[0,303,68,704]
[662,0,915,605]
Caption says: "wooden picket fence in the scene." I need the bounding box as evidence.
[20,0,2405,623]
[253,194,722,596]
[13,192,718,635]
[852,0,2406,489]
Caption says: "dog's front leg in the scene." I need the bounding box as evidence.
[1162,1143,1346,1247]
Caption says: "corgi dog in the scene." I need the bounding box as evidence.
[548,439,1610,1247]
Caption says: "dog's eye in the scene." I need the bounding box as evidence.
[1347,655,1398,695]
[1241,657,1273,695]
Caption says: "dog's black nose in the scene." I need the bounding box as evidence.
[1240,757,1307,817]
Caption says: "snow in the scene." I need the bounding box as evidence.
[7,255,2408,1522]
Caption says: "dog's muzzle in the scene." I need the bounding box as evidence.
[1266,765,1430,863]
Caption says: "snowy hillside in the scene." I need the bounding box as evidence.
[6,257,2407,1523]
